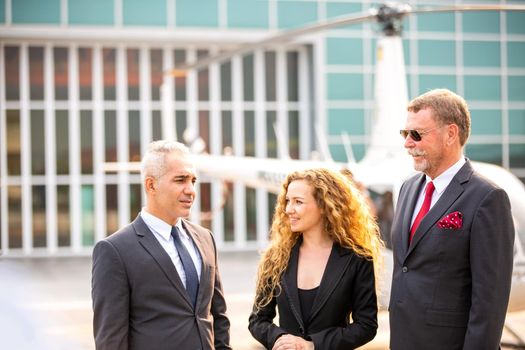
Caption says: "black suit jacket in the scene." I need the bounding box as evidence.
[249,241,378,350]
[389,160,514,350]
[92,215,231,350]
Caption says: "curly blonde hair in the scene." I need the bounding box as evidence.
[254,168,383,309]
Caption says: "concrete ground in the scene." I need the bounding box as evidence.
[0,251,524,349]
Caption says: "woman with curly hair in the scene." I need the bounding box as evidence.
[248,168,383,350]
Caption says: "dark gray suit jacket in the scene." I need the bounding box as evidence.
[92,215,231,350]
[389,160,514,350]
[249,241,378,350]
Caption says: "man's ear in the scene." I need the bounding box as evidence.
[446,124,459,146]
[144,176,156,193]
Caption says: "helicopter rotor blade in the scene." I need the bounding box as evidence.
[165,3,525,77]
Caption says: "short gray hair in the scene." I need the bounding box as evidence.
[141,140,190,181]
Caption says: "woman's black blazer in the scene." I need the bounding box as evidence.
[248,241,378,350]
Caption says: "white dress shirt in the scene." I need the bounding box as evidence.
[410,157,466,227]
[140,209,202,287]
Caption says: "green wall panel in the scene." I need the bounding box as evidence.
[417,13,455,32]
[176,0,218,27]
[508,76,525,102]
[327,73,364,100]
[0,0,4,23]
[510,144,525,168]
[509,110,525,136]
[464,75,501,101]
[326,2,362,30]
[462,12,499,33]
[470,110,502,135]
[13,0,60,24]
[507,12,525,34]
[465,144,502,165]
[328,109,365,135]
[69,0,114,25]
[329,144,365,162]
[326,38,363,65]
[418,40,455,66]
[227,0,268,28]
[123,0,166,26]
[508,42,525,68]
[418,74,456,94]
[463,41,500,67]
[278,1,317,29]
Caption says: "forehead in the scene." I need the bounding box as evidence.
[165,152,196,176]
[286,179,314,197]
[406,108,437,128]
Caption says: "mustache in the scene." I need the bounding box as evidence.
[408,150,426,157]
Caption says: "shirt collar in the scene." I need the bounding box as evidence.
[425,157,466,195]
[140,208,183,241]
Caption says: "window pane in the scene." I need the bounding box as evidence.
[277,1,317,29]
[265,51,276,101]
[509,110,525,136]
[79,47,93,100]
[175,110,187,142]
[81,185,94,246]
[31,110,45,175]
[199,110,210,153]
[222,111,232,150]
[326,38,363,65]
[57,185,71,247]
[266,111,277,157]
[244,111,255,157]
[54,47,68,100]
[327,73,364,100]
[328,109,365,135]
[246,187,256,241]
[464,75,501,101]
[5,46,20,100]
[130,184,142,222]
[152,110,162,141]
[32,186,46,248]
[200,183,211,230]
[123,0,167,26]
[465,144,502,166]
[29,46,44,100]
[289,111,299,159]
[418,40,455,66]
[470,110,501,135]
[129,110,141,161]
[106,184,118,236]
[150,49,162,101]
[8,186,22,249]
[221,61,232,102]
[6,110,21,175]
[243,54,254,101]
[103,48,116,100]
[287,52,298,102]
[174,49,187,101]
[127,49,140,101]
[197,50,209,101]
[12,0,60,24]
[56,110,69,175]
[176,0,218,27]
[227,0,268,28]
[105,111,117,162]
[510,144,525,168]
[464,41,500,67]
[68,0,114,25]
[80,110,93,174]
[223,183,234,241]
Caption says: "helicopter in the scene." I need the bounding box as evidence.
[105,2,525,346]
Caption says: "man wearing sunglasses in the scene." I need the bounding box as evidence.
[389,89,514,350]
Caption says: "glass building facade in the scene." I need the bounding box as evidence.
[1,0,524,256]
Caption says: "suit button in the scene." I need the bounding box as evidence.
[402,266,408,273]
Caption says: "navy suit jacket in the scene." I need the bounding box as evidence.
[249,240,378,350]
[92,215,231,350]
[389,160,514,350]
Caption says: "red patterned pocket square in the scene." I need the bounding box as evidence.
[438,211,463,229]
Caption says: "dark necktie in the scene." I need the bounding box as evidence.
[410,181,435,243]
[171,226,199,308]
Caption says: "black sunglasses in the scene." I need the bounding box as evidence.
[399,126,442,141]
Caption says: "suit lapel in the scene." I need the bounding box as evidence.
[281,242,304,327]
[401,175,426,255]
[133,215,193,309]
[406,161,472,257]
[308,244,353,323]
[181,219,208,309]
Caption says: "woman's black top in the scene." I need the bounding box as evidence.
[298,286,319,328]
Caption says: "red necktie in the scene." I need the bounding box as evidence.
[410,181,435,243]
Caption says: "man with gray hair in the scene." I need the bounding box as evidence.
[92,140,231,350]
